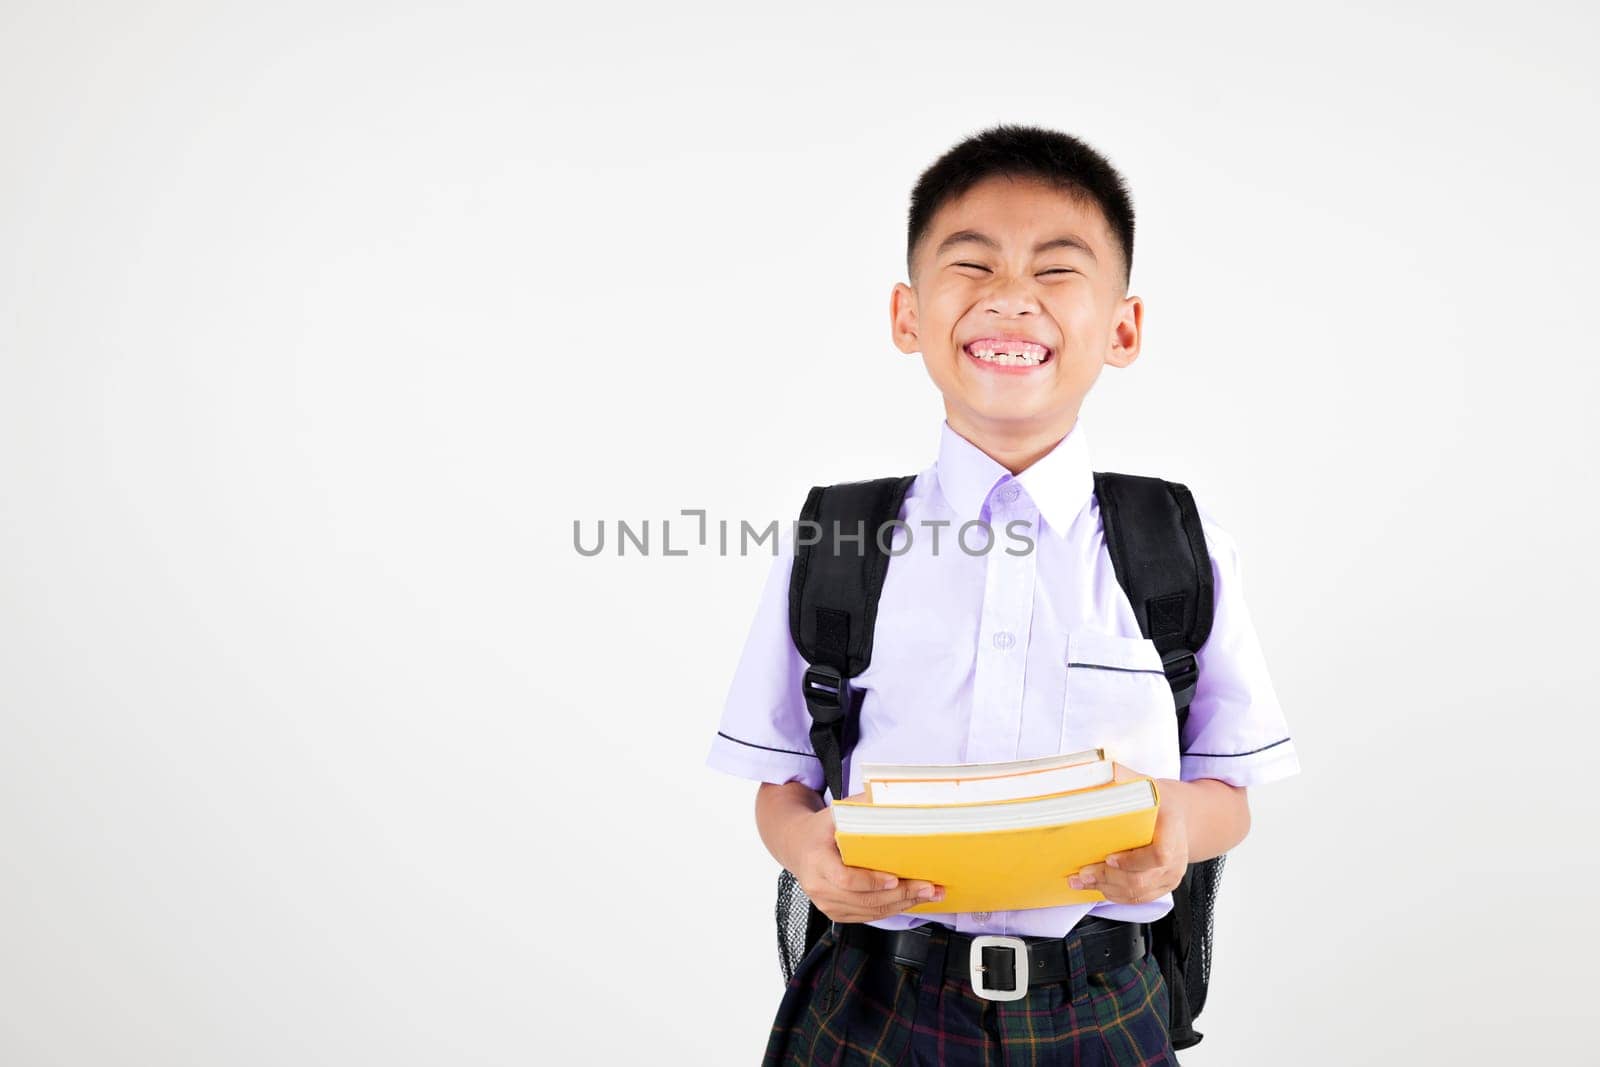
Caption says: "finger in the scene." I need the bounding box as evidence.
[876,885,943,916]
[857,880,938,909]
[1083,865,1151,903]
[1069,863,1107,890]
[1070,863,1154,895]
[822,882,940,923]
[825,859,901,893]
[1105,844,1170,873]
[1095,883,1139,905]
[822,881,939,919]
[1103,881,1167,905]
[1089,867,1173,903]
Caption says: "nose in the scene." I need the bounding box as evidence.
[980,271,1041,317]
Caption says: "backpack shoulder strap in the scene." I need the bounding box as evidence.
[788,474,917,801]
[1092,470,1218,1051]
[1091,471,1215,730]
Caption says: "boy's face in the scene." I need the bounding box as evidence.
[891,175,1142,450]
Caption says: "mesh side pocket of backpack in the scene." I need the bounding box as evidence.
[776,869,813,983]
[1184,853,1226,1016]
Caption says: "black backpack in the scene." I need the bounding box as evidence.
[774,471,1222,1051]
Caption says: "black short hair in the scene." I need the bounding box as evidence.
[907,124,1136,289]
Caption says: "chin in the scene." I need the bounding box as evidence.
[959,398,1055,425]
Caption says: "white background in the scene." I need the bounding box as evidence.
[3,2,1596,1064]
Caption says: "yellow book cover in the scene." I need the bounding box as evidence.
[833,778,1160,913]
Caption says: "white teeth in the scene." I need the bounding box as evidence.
[970,345,1045,366]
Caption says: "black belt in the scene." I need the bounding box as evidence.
[832,916,1146,1000]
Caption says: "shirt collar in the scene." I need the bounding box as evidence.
[933,418,1096,534]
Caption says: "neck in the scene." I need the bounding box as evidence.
[946,409,1079,475]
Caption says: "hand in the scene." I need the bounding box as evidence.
[1069,779,1190,905]
[786,803,945,923]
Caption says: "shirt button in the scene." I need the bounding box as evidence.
[974,912,990,924]
[992,631,1015,651]
[1000,484,1020,503]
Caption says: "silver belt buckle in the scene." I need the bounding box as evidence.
[969,934,1029,1001]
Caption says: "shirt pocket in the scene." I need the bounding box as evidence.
[1059,630,1181,778]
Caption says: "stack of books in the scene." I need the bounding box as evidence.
[831,748,1160,913]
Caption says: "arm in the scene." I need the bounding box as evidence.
[1162,776,1251,862]
[755,780,826,872]
[1076,510,1299,903]
[755,781,946,921]
[1068,776,1250,904]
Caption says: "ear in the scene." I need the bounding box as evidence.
[1105,294,1143,368]
[890,281,921,354]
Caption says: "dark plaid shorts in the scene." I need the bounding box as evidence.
[762,921,1178,1066]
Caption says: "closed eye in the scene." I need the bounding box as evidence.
[953,262,1075,276]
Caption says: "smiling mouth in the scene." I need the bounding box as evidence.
[963,340,1053,368]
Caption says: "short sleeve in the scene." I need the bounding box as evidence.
[704,529,825,790]
[1178,507,1302,787]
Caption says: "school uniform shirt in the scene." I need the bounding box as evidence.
[705,417,1301,939]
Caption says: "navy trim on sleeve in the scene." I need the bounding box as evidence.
[717,731,819,760]
[1184,736,1292,759]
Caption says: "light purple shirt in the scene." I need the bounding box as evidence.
[706,418,1301,937]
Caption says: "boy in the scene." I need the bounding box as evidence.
[705,124,1301,1065]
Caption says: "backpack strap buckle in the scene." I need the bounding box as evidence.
[802,664,851,725]
[1160,647,1199,709]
